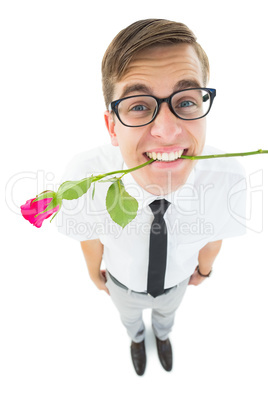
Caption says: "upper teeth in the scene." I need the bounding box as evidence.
[146,150,184,161]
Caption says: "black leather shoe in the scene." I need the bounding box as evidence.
[155,337,172,371]
[130,340,146,376]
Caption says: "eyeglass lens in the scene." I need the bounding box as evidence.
[117,89,211,127]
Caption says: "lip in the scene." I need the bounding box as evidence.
[147,156,185,169]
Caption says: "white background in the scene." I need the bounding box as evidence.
[1,1,268,401]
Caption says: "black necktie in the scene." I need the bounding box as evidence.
[147,199,171,298]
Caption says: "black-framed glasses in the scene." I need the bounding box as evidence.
[109,88,216,128]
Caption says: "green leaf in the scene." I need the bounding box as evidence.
[92,183,96,200]
[57,176,93,200]
[106,179,138,228]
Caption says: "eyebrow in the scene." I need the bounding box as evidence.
[119,79,202,99]
[174,79,202,91]
[120,84,152,98]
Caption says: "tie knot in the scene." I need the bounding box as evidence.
[149,199,170,219]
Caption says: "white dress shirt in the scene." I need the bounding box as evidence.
[57,143,247,292]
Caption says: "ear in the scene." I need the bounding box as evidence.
[104,111,119,146]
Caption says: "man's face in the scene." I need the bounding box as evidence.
[105,44,207,195]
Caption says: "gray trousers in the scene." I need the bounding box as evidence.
[106,272,190,343]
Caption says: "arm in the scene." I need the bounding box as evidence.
[189,240,222,286]
[80,239,109,294]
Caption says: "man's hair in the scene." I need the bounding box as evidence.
[102,18,210,109]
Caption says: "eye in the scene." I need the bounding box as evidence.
[179,100,195,108]
[130,104,148,112]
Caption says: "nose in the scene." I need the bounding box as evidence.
[150,102,183,140]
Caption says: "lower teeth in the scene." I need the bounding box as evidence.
[157,158,178,162]
[151,157,180,162]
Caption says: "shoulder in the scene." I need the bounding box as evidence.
[193,144,247,208]
[61,144,124,181]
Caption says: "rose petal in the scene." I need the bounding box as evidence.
[20,197,59,228]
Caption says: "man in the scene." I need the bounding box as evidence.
[58,19,246,376]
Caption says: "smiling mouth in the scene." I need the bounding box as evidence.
[145,149,188,162]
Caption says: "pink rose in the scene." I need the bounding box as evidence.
[20,197,59,228]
